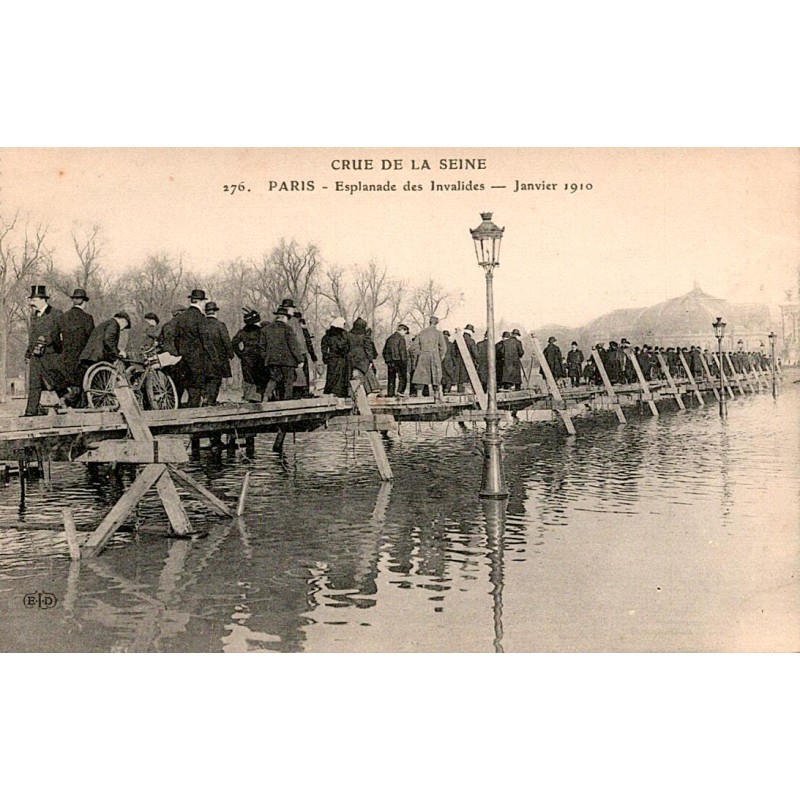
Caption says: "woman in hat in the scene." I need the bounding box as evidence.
[347,317,379,395]
[321,316,351,398]
[232,308,267,402]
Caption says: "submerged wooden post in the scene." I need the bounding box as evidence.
[724,353,745,395]
[591,347,626,423]
[62,509,81,561]
[678,351,704,406]
[656,352,686,410]
[698,352,721,402]
[530,335,576,435]
[711,353,735,399]
[236,471,251,517]
[624,347,658,416]
[351,379,393,481]
[82,464,167,557]
[272,430,287,453]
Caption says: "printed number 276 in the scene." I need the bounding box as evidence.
[223,183,248,194]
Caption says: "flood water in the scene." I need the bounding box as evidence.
[1,378,797,652]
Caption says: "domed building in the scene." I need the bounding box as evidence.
[535,285,775,352]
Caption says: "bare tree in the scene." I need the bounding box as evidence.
[0,213,51,402]
[117,252,185,320]
[315,264,353,322]
[386,278,410,333]
[252,239,321,313]
[353,260,391,332]
[408,278,464,330]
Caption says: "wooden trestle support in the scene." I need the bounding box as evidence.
[68,374,247,559]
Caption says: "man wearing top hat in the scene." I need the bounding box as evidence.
[23,285,69,416]
[60,287,95,406]
[174,289,215,407]
[260,305,304,401]
[203,301,235,405]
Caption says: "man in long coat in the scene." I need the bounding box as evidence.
[441,331,458,393]
[411,315,448,401]
[499,331,525,390]
[23,285,69,416]
[542,336,565,384]
[260,306,305,401]
[204,301,234,405]
[454,324,480,393]
[475,332,489,391]
[60,287,95,405]
[174,289,215,408]
[566,341,584,387]
[382,323,409,397]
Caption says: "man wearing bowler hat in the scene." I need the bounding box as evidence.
[60,287,95,406]
[23,285,69,416]
[260,306,304,401]
[174,289,215,407]
[203,301,234,405]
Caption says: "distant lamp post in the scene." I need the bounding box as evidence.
[712,316,727,418]
[470,212,508,498]
[768,331,777,399]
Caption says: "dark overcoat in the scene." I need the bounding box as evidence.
[79,318,122,364]
[27,305,67,389]
[543,342,565,379]
[382,331,408,364]
[321,327,351,398]
[206,317,235,379]
[174,306,215,387]
[232,323,266,386]
[476,339,489,384]
[566,347,584,379]
[59,306,94,385]
[455,332,479,386]
[500,337,525,385]
[442,340,458,387]
[260,320,303,367]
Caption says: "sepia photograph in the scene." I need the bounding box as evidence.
[0,147,796,654]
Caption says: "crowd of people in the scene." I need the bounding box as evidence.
[539,336,775,389]
[21,281,778,416]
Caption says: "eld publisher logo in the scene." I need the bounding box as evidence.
[23,591,58,610]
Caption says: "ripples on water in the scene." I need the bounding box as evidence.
[0,379,797,652]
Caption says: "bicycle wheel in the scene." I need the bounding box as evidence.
[83,363,118,409]
[124,364,146,408]
[144,369,179,410]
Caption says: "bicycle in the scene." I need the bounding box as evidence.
[82,345,180,410]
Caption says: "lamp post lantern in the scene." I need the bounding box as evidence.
[470,212,508,498]
[712,316,727,418]
[768,331,777,399]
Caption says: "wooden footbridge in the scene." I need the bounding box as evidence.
[0,335,782,558]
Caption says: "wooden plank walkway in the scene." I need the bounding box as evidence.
[0,370,774,462]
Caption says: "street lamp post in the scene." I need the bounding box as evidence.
[712,316,727,418]
[471,212,508,498]
[768,331,777,399]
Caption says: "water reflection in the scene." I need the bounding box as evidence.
[0,381,797,652]
[483,498,507,654]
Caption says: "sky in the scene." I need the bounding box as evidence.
[1,148,797,329]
